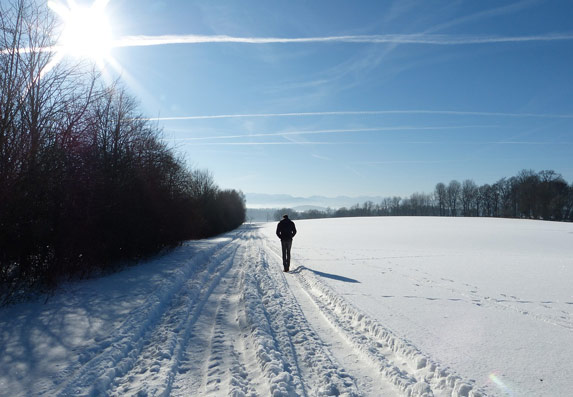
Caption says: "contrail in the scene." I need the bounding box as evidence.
[178,140,573,146]
[113,33,573,48]
[146,110,573,121]
[166,125,492,141]
[354,160,456,165]
[4,32,573,55]
[493,141,573,145]
[184,141,357,146]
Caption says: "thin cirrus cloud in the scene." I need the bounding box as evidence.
[179,140,573,147]
[353,160,457,165]
[185,141,357,146]
[167,125,493,142]
[7,32,572,56]
[146,109,573,121]
[113,33,573,48]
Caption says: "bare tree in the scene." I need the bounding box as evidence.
[564,183,573,221]
[516,169,539,218]
[461,179,478,216]
[537,170,568,220]
[495,177,515,217]
[489,182,501,217]
[390,196,401,215]
[434,182,447,216]
[189,168,218,200]
[478,184,493,217]
[446,180,461,216]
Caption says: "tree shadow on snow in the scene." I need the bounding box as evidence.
[291,266,360,283]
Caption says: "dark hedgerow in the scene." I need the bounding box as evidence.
[0,0,246,303]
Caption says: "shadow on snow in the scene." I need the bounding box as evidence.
[290,266,360,283]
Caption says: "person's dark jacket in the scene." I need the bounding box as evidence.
[276,218,297,241]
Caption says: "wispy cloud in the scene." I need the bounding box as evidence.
[183,141,358,146]
[7,31,571,56]
[17,32,571,55]
[113,33,573,48]
[177,140,573,147]
[166,125,492,141]
[398,140,573,145]
[425,0,539,35]
[354,160,457,165]
[312,153,331,161]
[492,141,573,145]
[147,110,573,121]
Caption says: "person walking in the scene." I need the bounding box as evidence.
[276,214,297,272]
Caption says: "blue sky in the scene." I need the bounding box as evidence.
[87,0,573,197]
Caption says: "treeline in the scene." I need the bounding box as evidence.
[1,0,245,301]
[275,169,573,222]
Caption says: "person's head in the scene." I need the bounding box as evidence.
[283,214,289,219]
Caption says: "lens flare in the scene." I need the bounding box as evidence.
[489,373,515,396]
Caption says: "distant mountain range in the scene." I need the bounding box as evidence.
[245,193,386,210]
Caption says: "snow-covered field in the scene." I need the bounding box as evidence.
[1,217,572,396]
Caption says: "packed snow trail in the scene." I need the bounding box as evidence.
[0,224,486,396]
[259,235,483,397]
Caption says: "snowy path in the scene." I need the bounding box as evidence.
[260,237,481,397]
[266,247,396,396]
[1,224,486,396]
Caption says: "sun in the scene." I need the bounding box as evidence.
[49,0,114,64]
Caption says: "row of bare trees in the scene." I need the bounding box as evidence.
[433,170,572,220]
[1,0,245,302]
[275,169,573,222]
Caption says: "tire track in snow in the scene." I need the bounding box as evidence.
[109,239,241,396]
[261,235,486,397]
[170,236,260,396]
[56,230,244,396]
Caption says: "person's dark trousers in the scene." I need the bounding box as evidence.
[281,240,293,271]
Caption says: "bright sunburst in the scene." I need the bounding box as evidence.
[49,0,114,65]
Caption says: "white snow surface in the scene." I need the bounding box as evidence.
[1,217,572,397]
